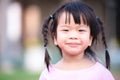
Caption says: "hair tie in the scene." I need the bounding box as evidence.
[50,15,53,19]
[105,48,108,51]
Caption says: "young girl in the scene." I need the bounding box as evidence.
[39,1,115,80]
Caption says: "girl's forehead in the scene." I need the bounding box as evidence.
[58,12,85,25]
[58,12,69,23]
[57,12,89,28]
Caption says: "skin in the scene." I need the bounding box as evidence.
[53,12,95,70]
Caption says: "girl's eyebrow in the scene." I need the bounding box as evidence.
[58,25,69,27]
[59,24,88,28]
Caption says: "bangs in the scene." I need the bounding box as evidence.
[64,11,89,25]
[61,2,94,26]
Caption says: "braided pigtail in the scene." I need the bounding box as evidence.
[101,24,110,69]
[96,17,110,69]
[42,15,53,70]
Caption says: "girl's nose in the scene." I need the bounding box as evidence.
[68,31,78,39]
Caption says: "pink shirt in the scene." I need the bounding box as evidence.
[39,62,115,80]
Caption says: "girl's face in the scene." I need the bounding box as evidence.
[53,12,93,56]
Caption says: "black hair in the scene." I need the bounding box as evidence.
[42,1,110,70]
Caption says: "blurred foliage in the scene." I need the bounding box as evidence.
[0,70,40,80]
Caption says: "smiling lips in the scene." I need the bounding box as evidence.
[66,43,80,47]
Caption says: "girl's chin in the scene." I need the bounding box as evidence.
[64,51,83,56]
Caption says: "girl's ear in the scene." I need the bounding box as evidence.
[88,36,93,46]
[52,33,57,45]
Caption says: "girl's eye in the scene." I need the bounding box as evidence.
[79,29,85,32]
[62,29,69,32]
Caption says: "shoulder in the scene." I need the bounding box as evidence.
[39,68,48,80]
[95,62,112,73]
[39,65,55,80]
[94,62,115,80]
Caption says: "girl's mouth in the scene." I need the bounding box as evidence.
[66,43,80,47]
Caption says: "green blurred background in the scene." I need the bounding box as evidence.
[0,0,120,80]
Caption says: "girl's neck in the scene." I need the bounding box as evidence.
[63,53,84,63]
[61,50,88,63]
[55,52,95,70]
